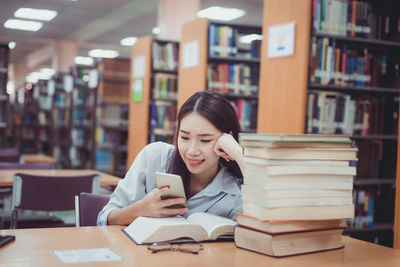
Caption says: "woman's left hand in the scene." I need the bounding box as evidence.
[213,133,243,163]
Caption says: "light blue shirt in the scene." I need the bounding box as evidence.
[97,142,242,225]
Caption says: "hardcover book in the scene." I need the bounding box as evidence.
[234,226,344,257]
[122,212,236,244]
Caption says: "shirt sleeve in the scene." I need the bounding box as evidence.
[97,144,154,226]
[227,196,243,221]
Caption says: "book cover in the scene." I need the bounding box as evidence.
[234,226,344,257]
[236,213,347,234]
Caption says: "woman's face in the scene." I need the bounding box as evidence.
[177,111,222,179]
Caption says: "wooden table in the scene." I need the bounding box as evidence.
[0,169,121,188]
[22,154,57,164]
[1,226,400,266]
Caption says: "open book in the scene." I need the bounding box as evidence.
[122,212,237,244]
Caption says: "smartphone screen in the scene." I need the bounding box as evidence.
[155,172,187,208]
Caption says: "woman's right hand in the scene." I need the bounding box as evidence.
[107,187,188,225]
[138,187,188,218]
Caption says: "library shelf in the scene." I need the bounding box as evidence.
[259,0,400,248]
[128,36,179,166]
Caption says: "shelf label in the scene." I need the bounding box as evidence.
[63,75,74,93]
[88,69,98,89]
[268,22,295,59]
[47,80,55,96]
[133,56,146,78]
[132,79,144,102]
[182,40,199,69]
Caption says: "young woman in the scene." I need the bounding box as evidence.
[97,91,244,225]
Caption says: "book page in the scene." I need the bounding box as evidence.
[187,212,237,239]
[124,216,208,244]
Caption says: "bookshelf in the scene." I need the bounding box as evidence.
[259,0,400,248]
[128,36,179,166]
[21,83,40,154]
[6,87,22,150]
[36,80,54,155]
[8,70,98,169]
[51,74,73,168]
[95,58,130,177]
[0,44,9,148]
[70,67,97,169]
[178,18,261,132]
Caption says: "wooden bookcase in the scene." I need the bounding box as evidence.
[95,58,130,177]
[6,87,24,150]
[9,70,98,169]
[70,68,97,169]
[128,36,179,167]
[259,0,400,248]
[178,18,261,132]
[36,80,54,156]
[0,44,9,148]
[19,84,41,154]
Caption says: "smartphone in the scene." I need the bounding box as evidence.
[0,235,15,248]
[155,172,186,208]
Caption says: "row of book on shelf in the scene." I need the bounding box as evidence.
[152,73,177,99]
[310,37,394,87]
[306,90,397,135]
[95,127,126,151]
[152,42,179,71]
[314,0,371,37]
[313,0,400,41]
[208,24,261,59]
[230,99,257,132]
[148,97,257,134]
[207,63,259,96]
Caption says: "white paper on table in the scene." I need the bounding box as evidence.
[53,248,123,263]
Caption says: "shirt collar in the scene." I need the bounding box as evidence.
[192,167,241,198]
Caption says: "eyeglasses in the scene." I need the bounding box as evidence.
[147,242,204,254]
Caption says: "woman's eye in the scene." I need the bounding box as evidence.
[201,140,212,143]
[180,136,189,140]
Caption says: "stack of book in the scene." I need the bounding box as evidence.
[234,133,357,257]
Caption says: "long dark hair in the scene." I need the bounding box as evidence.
[167,91,243,195]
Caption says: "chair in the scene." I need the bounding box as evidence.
[0,162,55,169]
[0,148,19,163]
[10,173,100,229]
[75,192,110,226]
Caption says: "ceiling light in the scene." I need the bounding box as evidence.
[88,49,119,58]
[4,19,43,31]
[197,6,245,21]
[120,37,138,46]
[8,42,16,49]
[14,8,58,21]
[26,73,39,83]
[74,56,94,65]
[40,68,56,76]
[152,27,160,34]
[28,71,52,80]
[239,34,263,44]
